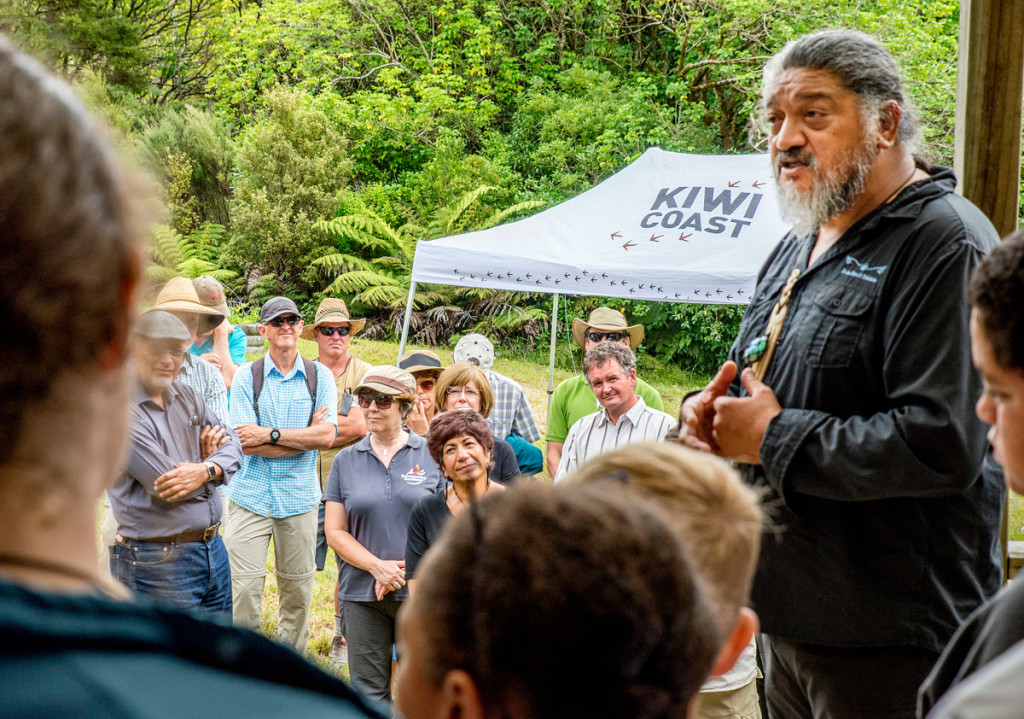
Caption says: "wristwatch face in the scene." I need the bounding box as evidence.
[270,428,281,444]
[205,462,216,479]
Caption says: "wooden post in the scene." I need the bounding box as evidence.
[953,0,1024,238]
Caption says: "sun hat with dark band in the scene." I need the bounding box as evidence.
[300,298,366,340]
[144,276,226,335]
[356,365,416,400]
[398,349,443,376]
[571,306,644,349]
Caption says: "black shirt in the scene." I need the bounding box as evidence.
[405,491,451,579]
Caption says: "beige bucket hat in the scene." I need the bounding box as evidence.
[355,365,416,400]
[145,276,225,335]
[300,298,366,340]
[571,307,644,349]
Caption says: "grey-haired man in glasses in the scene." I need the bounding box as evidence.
[109,311,242,617]
[226,296,338,654]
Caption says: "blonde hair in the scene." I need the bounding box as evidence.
[564,442,763,631]
[433,362,494,418]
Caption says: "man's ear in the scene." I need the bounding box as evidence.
[876,100,902,149]
[257,323,268,339]
[709,607,759,677]
[439,669,487,719]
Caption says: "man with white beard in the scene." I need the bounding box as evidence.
[678,30,1003,719]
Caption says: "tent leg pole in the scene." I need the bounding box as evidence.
[547,293,559,415]
[397,281,417,362]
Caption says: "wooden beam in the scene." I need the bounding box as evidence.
[954,0,1024,238]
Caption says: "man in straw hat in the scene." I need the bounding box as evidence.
[226,296,338,655]
[191,275,248,390]
[144,275,229,423]
[544,306,665,477]
[0,36,380,717]
[302,298,371,663]
[109,311,241,617]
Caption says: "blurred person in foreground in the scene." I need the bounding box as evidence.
[395,482,722,719]
[405,410,504,591]
[678,29,1002,717]
[324,366,443,705]
[564,442,764,719]
[919,231,1024,718]
[0,34,380,718]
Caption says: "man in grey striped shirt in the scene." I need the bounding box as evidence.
[554,342,673,481]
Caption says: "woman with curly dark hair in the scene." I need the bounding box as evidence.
[405,410,503,591]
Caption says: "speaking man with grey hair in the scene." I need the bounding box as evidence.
[678,30,1003,718]
[554,342,674,481]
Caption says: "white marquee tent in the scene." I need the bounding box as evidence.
[397,147,793,402]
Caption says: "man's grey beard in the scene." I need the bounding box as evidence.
[774,138,878,237]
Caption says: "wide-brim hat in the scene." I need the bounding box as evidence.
[399,349,443,377]
[145,276,225,335]
[300,298,366,340]
[355,365,416,400]
[571,307,644,349]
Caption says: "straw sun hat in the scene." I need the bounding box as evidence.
[300,298,367,341]
[144,276,225,335]
[571,307,644,349]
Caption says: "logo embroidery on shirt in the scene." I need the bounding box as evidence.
[402,465,429,486]
[840,255,887,284]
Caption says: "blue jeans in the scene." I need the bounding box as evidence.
[110,533,232,619]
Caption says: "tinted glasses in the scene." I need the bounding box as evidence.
[417,378,436,392]
[587,331,626,343]
[357,393,395,409]
[318,326,350,337]
[267,315,302,327]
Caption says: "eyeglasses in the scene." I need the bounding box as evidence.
[266,315,302,327]
[445,386,480,398]
[357,394,394,409]
[144,345,188,360]
[417,378,436,392]
[318,326,350,337]
[587,331,626,343]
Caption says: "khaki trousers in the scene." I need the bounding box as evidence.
[224,502,317,654]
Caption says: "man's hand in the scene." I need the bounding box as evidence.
[711,368,782,465]
[155,462,212,502]
[199,352,222,369]
[678,361,738,453]
[235,423,269,448]
[406,398,430,436]
[199,425,226,460]
[312,406,329,424]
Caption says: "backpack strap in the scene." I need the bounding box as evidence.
[252,356,319,426]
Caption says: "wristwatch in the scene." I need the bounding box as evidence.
[270,428,281,445]
[204,462,217,480]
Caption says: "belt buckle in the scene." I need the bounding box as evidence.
[202,525,218,541]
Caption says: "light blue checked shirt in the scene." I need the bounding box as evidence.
[486,369,541,442]
[228,353,337,518]
[177,354,229,425]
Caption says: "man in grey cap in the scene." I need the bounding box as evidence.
[109,311,242,617]
[226,296,338,654]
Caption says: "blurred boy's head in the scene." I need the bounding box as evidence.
[969,230,1024,494]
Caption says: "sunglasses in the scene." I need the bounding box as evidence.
[417,378,436,391]
[318,326,351,337]
[266,315,302,327]
[358,394,395,409]
[587,331,626,343]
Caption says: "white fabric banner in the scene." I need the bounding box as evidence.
[410,147,791,304]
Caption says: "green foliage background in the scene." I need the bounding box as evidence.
[0,0,979,372]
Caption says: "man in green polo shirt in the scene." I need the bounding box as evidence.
[545,307,664,477]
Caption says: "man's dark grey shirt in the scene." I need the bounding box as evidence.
[731,166,1004,652]
[110,380,242,538]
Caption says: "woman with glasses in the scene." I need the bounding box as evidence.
[398,349,444,436]
[323,365,443,706]
[433,363,519,484]
[405,410,503,593]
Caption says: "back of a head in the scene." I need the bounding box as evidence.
[414,482,721,719]
[969,229,1024,373]
[761,29,921,155]
[0,36,139,462]
[563,442,763,632]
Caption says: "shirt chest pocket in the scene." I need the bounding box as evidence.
[802,286,874,369]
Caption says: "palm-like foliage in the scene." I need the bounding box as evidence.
[147,222,237,283]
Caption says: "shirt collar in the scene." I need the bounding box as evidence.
[354,430,424,452]
[264,351,305,380]
[595,395,648,426]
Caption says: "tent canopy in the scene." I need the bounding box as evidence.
[410,148,791,305]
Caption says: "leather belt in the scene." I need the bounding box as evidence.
[117,524,220,545]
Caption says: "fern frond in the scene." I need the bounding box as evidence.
[478,199,546,230]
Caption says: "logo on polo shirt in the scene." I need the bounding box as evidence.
[840,255,887,284]
[402,464,429,486]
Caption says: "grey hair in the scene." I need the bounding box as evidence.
[583,342,637,381]
[758,30,922,157]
